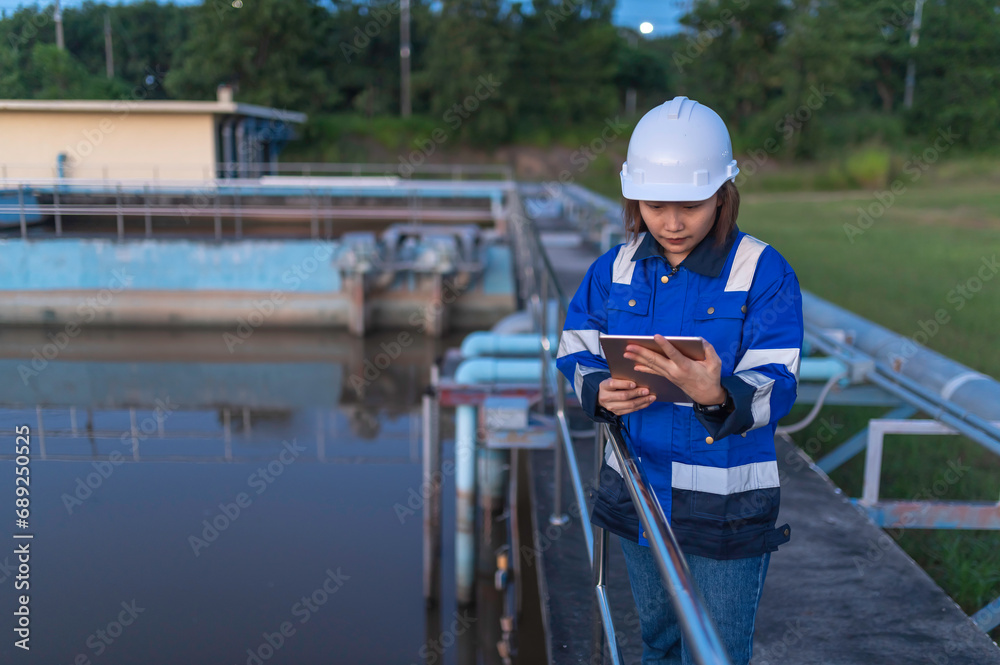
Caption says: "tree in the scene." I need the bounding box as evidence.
[165,0,336,113]
[615,37,672,116]
[671,0,790,125]
[904,0,1000,148]
[322,0,436,117]
[506,1,621,135]
[416,0,515,144]
[63,2,194,98]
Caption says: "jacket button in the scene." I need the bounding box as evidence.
[783,528,790,537]
[661,275,669,284]
[706,307,715,314]
[628,299,636,306]
[741,305,747,313]
[642,531,646,538]
[705,436,714,444]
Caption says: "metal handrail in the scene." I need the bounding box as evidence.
[604,422,733,665]
[511,183,733,665]
[0,178,504,240]
[0,161,514,181]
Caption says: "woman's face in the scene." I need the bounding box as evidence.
[638,193,720,266]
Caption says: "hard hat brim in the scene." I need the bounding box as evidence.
[620,170,738,202]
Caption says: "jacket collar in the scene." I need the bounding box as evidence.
[633,225,740,278]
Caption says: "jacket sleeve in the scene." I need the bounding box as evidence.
[695,253,804,439]
[556,253,615,423]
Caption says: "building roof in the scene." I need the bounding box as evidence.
[0,94,306,124]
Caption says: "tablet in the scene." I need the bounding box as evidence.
[599,334,706,403]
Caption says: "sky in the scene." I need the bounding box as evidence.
[0,0,686,36]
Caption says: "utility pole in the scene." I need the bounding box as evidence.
[903,0,926,109]
[54,0,64,50]
[104,12,114,79]
[400,0,411,117]
[619,29,638,116]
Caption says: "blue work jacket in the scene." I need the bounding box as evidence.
[556,225,802,560]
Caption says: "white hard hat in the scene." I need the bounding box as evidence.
[620,96,739,202]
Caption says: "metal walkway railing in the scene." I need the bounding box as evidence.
[506,187,734,665]
[1,172,511,239]
[0,160,514,182]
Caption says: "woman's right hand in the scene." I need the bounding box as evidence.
[597,378,656,416]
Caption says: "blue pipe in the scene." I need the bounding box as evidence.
[459,332,558,358]
[455,404,477,606]
[453,354,556,606]
[23,182,507,200]
[798,357,849,382]
[488,300,561,335]
[455,357,553,384]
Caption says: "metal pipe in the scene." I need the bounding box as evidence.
[539,269,550,416]
[805,329,1000,453]
[606,423,733,665]
[550,334,569,526]
[798,357,848,382]
[235,191,242,239]
[0,201,496,224]
[802,292,1000,420]
[143,185,152,238]
[455,404,477,606]
[454,357,552,385]
[479,447,508,509]
[18,185,26,239]
[508,446,522,616]
[422,385,442,607]
[554,407,587,548]
[806,322,1000,437]
[53,186,62,236]
[214,189,222,240]
[116,184,124,240]
[592,527,623,665]
[972,595,1000,632]
[459,332,558,358]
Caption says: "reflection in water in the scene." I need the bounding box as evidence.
[0,325,513,665]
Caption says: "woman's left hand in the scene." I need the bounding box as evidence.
[624,335,727,406]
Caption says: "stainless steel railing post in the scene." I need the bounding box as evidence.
[539,267,549,416]
[18,184,27,239]
[54,186,63,237]
[422,363,442,607]
[592,525,623,664]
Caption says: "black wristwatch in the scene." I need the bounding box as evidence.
[694,391,732,414]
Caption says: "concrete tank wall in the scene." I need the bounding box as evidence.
[0,238,341,291]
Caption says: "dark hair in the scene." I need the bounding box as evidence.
[621,179,741,246]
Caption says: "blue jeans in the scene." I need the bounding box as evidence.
[619,536,770,665]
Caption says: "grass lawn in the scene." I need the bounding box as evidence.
[739,180,1000,379]
[734,161,1000,638]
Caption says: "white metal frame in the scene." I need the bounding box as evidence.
[861,418,1000,506]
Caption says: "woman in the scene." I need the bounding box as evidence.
[555,96,803,665]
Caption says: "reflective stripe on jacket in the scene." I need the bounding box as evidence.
[556,225,802,559]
